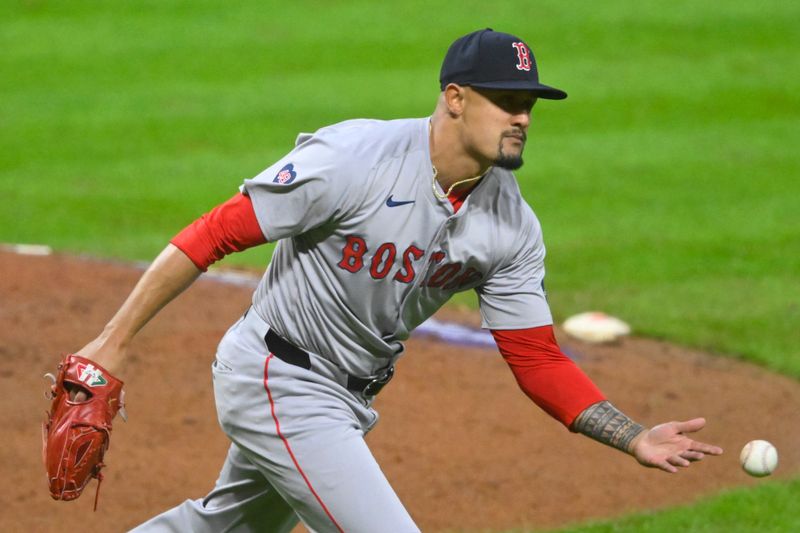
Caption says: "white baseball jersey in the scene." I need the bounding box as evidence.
[243,117,551,377]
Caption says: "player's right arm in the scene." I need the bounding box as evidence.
[75,244,203,375]
[76,124,361,381]
[74,192,266,378]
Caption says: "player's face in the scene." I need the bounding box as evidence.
[463,87,536,170]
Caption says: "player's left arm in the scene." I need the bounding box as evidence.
[572,401,723,473]
[492,326,723,473]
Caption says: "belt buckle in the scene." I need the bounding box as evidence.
[362,365,395,397]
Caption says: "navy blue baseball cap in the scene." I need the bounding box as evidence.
[439,28,567,100]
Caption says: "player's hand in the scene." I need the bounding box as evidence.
[67,337,129,401]
[629,418,723,473]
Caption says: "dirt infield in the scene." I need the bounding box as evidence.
[2,250,798,532]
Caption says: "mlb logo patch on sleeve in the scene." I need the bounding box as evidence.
[274,163,297,184]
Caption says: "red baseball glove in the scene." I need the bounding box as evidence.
[42,354,126,509]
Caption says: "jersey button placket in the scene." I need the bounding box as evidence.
[394,218,450,334]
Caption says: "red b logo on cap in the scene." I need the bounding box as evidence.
[512,42,531,71]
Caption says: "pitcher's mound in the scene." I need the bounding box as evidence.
[2,251,798,532]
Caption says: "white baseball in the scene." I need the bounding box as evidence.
[739,440,778,477]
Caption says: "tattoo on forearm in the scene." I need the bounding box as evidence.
[572,401,645,453]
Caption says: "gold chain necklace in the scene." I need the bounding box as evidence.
[428,120,490,199]
[431,165,489,199]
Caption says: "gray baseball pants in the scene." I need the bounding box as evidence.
[130,308,419,533]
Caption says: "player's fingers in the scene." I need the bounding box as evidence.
[679,450,705,462]
[70,390,88,402]
[667,455,691,468]
[65,382,89,402]
[653,459,678,474]
[674,417,706,434]
[690,440,724,456]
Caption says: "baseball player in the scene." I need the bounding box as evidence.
[63,29,723,532]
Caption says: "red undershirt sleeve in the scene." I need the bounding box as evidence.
[170,192,267,272]
[491,325,606,429]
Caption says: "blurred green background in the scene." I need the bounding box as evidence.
[2,1,798,531]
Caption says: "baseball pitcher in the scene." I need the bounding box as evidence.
[43,29,723,532]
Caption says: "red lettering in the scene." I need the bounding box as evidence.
[427,262,462,288]
[394,245,424,283]
[443,266,482,290]
[370,242,397,279]
[338,237,477,289]
[338,235,368,273]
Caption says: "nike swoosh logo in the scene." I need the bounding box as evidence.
[386,195,415,207]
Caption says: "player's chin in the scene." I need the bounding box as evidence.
[494,148,524,170]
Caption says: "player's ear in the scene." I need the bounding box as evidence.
[443,83,466,117]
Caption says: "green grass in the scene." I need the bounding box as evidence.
[541,478,800,533]
[2,1,798,531]
[520,3,800,378]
